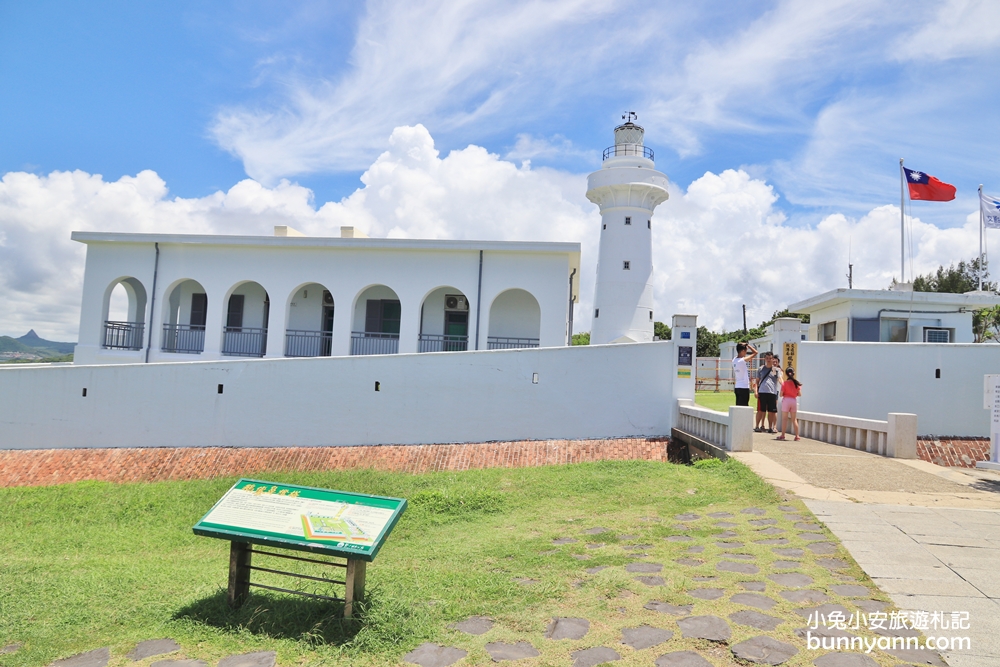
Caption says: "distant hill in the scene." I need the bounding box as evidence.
[0,330,76,362]
[16,330,76,354]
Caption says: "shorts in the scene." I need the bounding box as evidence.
[757,393,778,413]
[781,397,797,413]
[734,388,750,406]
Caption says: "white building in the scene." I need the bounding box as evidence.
[788,288,1000,343]
[72,227,580,365]
[587,117,669,344]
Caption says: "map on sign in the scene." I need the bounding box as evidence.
[193,479,407,560]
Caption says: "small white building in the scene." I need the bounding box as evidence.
[72,227,580,365]
[788,287,1000,343]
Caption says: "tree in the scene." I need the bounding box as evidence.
[571,332,590,345]
[654,321,671,341]
[975,306,1000,343]
[696,326,720,358]
[911,257,995,293]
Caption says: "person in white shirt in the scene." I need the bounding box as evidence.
[732,342,758,407]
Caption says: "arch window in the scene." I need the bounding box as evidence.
[488,289,541,349]
[162,279,207,354]
[352,285,401,355]
[285,283,334,357]
[418,287,469,352]
[222,282,269,357]
[102,277,147,350]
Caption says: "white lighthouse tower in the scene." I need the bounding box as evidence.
[587,113,669,344]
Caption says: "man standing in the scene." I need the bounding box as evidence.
[756,352,780,433]
[732,342,758,407]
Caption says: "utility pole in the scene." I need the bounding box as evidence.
[742,304,747,334]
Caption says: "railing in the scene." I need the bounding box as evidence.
[285,330,332,357]
[103,321,145,350]
[222,327,267,357]
[418,333,468,352]
[676,399,754,453]
[351,331,399,356]
[603,144,654,160]
[487,336,540,350]
[795,410,916,459]
[161,323,205,354]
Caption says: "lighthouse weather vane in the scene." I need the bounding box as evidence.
[622,111,637,123]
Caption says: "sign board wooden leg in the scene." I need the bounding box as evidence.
[344,559,367,618]
[227,541,252,609]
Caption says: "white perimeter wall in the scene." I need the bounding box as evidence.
[0,342,677,450]
[797,342,1000,436]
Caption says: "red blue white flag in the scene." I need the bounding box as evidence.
[903,167,956,201]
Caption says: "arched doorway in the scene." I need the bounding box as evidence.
[488,289,540,349]
[222,281,269,357]
[101,277,147,350]
[285,283,334,357]
[352,285,401,355]
[161,279,207,354]
[418,287,470,352]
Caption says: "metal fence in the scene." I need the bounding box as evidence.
[285,330,333,357]
[103,321,145,350]
[222,327,268,357]
[696,357,767,392]
[603,144,654,160]
[417,333,468,353]
[351,332,399,356]
[161,323,205,354]
[487,336,540,350]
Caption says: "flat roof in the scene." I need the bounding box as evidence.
[70,231,581,255]
[788,288,1000,314]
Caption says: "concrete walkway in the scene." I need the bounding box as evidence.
[733,432,1000,667]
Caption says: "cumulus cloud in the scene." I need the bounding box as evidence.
[0,126,986,341]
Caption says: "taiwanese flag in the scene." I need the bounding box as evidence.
[903,166,956,201]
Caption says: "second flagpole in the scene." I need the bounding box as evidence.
[899,158,906,283]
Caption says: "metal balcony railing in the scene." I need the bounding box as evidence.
[103,321,145,350]
[161,323,205,354]
[487,336,540,350]
[351,331,399,356]
[602,144,654,160]
[418,333,468,352]
[285,329,333,357]
[222,327,267,357]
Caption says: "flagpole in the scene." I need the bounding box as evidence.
[899,158,906,283]
[981,184,985,291]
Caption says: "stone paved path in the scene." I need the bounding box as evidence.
[734,430,1000,667]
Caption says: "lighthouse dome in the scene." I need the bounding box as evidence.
[614,122,644,146]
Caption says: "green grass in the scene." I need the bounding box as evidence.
[694,390,736,412]
[0,461,786,667]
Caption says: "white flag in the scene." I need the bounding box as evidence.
[983,191,1000,229]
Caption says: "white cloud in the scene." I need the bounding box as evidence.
[894,0,1000,61]
[0,126,988,342]
[211,0,631,183]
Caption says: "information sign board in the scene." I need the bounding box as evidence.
[193,479,407,561]
[986,375,1000,466]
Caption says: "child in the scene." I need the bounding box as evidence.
[776,367,802,441]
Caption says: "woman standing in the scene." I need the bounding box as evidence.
[776,368,802,441]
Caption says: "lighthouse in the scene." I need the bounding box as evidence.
[587,114,669,344]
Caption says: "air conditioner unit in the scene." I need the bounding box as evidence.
[924,328,950,343]
[323,290,333,305]
[445,294,468,311]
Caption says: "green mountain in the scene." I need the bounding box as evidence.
[0,330,76,362]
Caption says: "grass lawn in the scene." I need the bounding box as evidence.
[694,390,736,412]
[1,461,893,667]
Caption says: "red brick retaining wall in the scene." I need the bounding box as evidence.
[0,437,671,488]
[917,437,991,468]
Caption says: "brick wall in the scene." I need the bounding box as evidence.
[0,437,671,488]
[917,437,991,468]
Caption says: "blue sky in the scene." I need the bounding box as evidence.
[2,0,1000,339]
